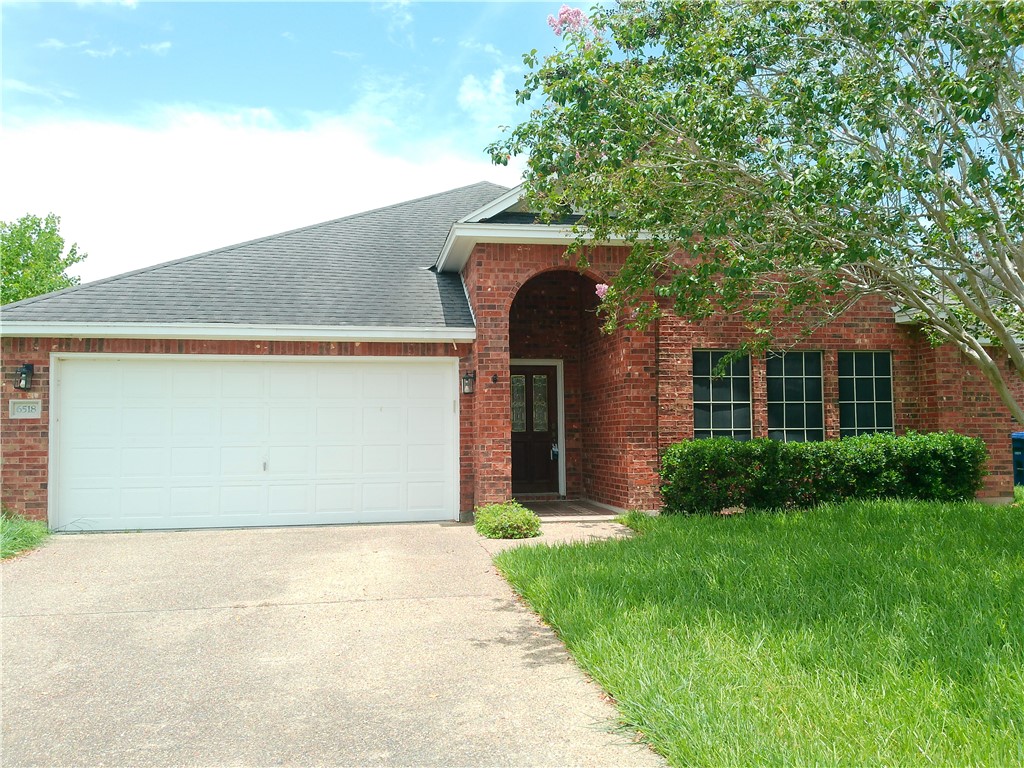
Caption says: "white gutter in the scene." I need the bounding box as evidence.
[436,222,602,274]
[0,322,476,343]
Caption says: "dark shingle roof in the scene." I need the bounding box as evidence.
[1,182,508,329]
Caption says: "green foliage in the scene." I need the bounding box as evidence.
[660,432,987,514]
[474,500,542,539]
[1,505,51,559]
[495,499,1024,765]
[491,0,1024,423]
[1,213,85,305]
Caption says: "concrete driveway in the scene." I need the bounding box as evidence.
[1,520,662,767]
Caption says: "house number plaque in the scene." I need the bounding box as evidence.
[9,399,42,419]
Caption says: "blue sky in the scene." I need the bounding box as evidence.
[2,1,563,282]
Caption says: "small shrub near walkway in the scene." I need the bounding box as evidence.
[474,500,542,539]
[495,499,1024,766]
[1,506,50,559]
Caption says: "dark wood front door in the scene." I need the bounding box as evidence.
[511,365,559,495]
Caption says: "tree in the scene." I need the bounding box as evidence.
[490,1,1024,421]
[1,213,86,305]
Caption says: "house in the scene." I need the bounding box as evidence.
[1,182,1017,531]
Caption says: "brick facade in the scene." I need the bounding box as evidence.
[2,243,1020,524]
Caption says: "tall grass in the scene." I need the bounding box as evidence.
[495,500,1024,766]
[1,507,50,559]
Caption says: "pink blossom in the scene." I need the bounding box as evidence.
[548,5,590,36]
[595,283,609,299]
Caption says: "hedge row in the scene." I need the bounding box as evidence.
[660,432,988,514]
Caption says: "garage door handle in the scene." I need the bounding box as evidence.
[263,461,267,472]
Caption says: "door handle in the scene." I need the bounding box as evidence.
[550,442,559,460]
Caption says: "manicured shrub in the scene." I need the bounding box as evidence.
[474,500,542,539]
[660,432,987,514]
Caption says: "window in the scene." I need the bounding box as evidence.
[693,350,751,440]
[838,351,894,436]
[766,351,824,442]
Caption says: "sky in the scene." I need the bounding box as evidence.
[0,1,564,283]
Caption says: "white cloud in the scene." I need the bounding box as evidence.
[2,79,77,104]
[459,39,503,59]
[457,68,516,128]
[0,107,525,284]
[83,46,125,58]
[40,38,79,50]
[374,1,414,47]
[140,41,172,56]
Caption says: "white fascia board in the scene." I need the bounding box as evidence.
[459,184,527,223]
[436,222,614,273]
[0,322,476,343]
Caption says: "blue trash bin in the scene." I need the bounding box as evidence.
[1013,432,1024,486]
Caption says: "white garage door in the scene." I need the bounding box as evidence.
[53,356,459,531]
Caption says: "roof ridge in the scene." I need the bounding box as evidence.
[0,181,511,311]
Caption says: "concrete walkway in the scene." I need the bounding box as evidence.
[1,520,662,767]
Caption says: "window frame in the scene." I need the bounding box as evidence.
[692,349,752,441]
[765,350,825,442]
[837,351,895,437]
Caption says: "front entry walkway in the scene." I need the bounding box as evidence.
[519,499,621,520]
[2,522,661,767]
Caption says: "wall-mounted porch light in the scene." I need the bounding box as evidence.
[461,371,476,395]
[14,364,34,391]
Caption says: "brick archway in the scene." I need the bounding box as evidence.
[460,242,661,512]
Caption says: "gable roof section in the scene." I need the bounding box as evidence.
[434,183,630,274]
[2,181,508,341]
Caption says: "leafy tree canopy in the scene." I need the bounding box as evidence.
[491,0,1024,421]
[1,213,86,305]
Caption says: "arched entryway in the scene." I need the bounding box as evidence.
[509,269,612,500]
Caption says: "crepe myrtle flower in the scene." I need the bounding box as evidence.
[595,283,610,300]
[548,5,591,36]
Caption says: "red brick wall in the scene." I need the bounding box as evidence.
[464,245,663,510]
[655,297,1018,500]
[1,337,472,520]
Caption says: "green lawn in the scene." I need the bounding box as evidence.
[1,508,50,559]
[494,500,1024,766]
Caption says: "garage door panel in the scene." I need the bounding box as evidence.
[55,357,457,530]
[316,407,359,438]
[408,444,445,473]
[172,368,218,398]
[172,407,218,437]
[121,447,169,477]
[222,408,264,439]
[221,446,264,477]
[171,447,218,478]
[269,407,312,438]
[220,485,266,515]
[65,447,117,478]
[120,487,168,517]
[364,372,402,399]
[123,367,170,397]
[363,407,402,439]
[315,445,358,475]
[363,445,402,474]
[170,486,217,514]
[315,483,358,513]
[124,407,170,436]
[267,445,312,475]
[316,371,359,399]
[408,371,449,399]
[268,484,312,516]
[221,368,264,398]
[407,482,445,512]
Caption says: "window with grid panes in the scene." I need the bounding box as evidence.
[766,351,824,442]
[693,350,751,440]
[838,351,894,436]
